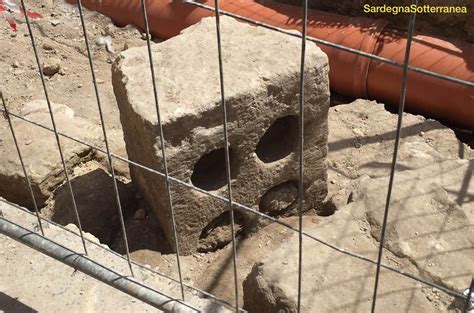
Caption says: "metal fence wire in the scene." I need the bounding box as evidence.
[0,0,473,312]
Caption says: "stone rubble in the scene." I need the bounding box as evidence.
[0,100,100,208]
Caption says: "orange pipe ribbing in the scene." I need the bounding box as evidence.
[67,0,474,129]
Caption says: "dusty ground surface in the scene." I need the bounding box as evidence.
[0,198,232,312]
[0,1,473,312]
[0,0,145,176]
[0,0,144,121]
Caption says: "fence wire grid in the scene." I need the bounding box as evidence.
[0,0,472,312]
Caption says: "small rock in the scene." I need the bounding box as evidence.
[95,36,115,53]
[42,58,61,77]
[65,223,79,233]
[134,208,146,220]
[58,68,66,76]
[51,19,61,26]
[101,25,114,37]
[352,127,364,137]
[12,61,20,69]
[42,43,55,51]
[84,232,100,244]
[12,69,24,76]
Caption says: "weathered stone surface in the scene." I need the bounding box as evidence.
[243,159,473,312]
[0,100,100,208]
[113,17,330,253]
[327,99,473,207]
[350,159,474,291]
[94,128,131,178]
[242,208,454,312]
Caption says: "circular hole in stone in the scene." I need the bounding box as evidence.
[191,147,235,191]
[259,181,298,217]
[255,115,298,163]
[198,210,244,253]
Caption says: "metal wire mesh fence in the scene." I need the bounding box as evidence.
[0,0,473,312]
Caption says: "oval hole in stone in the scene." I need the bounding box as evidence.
[259,181,298,217]
[198,210,244,253]
[191,148,235,191]
[256,115,298,163]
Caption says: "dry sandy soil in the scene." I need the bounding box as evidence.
[1,0,145,139]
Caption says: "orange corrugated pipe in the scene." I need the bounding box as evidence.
[67,0,474,129]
